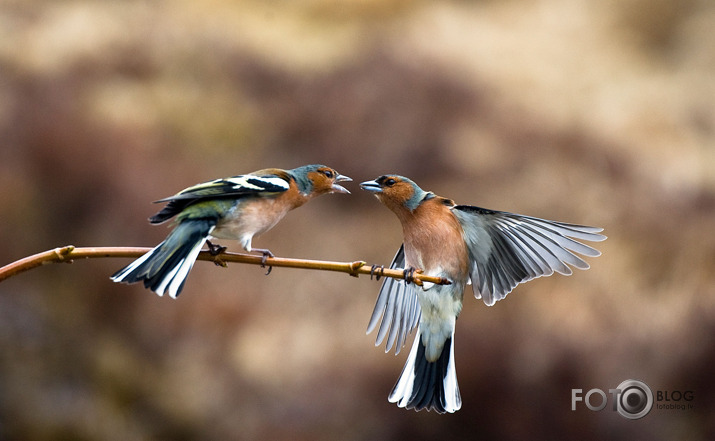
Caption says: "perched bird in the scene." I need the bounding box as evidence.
[112,165,351,298]
[361,175,605,413]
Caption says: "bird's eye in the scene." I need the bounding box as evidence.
[384,178,397,187]
[322,170,334,179]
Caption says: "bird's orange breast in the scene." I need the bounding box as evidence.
[400,197,470,279]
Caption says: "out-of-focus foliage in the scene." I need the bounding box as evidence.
[1,0,713,440]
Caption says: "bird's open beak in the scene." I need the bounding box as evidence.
[359,180,382,193]
[331,174,352,194]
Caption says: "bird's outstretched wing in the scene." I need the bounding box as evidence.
[149,174,290,224]
[366,245,422,355]
[452,205,606,306]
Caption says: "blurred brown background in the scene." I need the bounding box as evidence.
[1,0,714,440]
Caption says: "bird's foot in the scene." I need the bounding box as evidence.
[403,267,423,286]
[207,240,227,256]
[206,240,228,267]
[252,248,275,275]
[370,264,385,281]
[403,267,415,284]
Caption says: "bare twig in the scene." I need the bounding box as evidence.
[0,246,452,286]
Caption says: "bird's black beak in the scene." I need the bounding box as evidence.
[360,180,382,193]
[331,174,352,194]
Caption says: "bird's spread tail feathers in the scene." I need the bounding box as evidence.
[389,326,461,413]
[111,219,216,298]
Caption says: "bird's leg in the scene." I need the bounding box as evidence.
[251,248,275,275]
[206,240,228,267]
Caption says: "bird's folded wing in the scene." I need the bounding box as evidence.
[149,174,291,224]
[366,245,421,355]
[452,205,606,306]
[156,174,290,202]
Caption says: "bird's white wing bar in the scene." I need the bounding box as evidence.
[225,175,290,192]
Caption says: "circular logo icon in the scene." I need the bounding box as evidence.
[616,379,653,419]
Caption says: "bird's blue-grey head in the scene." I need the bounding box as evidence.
[289,164,352,195]
[360,175,432,212]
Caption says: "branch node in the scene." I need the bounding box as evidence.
[348,261,365,278]
[54,246,75,263]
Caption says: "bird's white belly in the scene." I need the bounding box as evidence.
[416,269,464,361]
[418,284,463,331]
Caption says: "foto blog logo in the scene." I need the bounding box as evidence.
[571,379,695,420]
[571,379,653,420]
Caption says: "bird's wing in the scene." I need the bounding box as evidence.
[157,174,290,202]
[452,205,606,306]
[366,244,422,355]
[149,174,290,223]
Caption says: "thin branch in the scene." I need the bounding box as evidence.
[0,246,452,286]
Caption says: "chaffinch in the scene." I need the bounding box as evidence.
[361,175,605,413]
[112,164,351,298]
